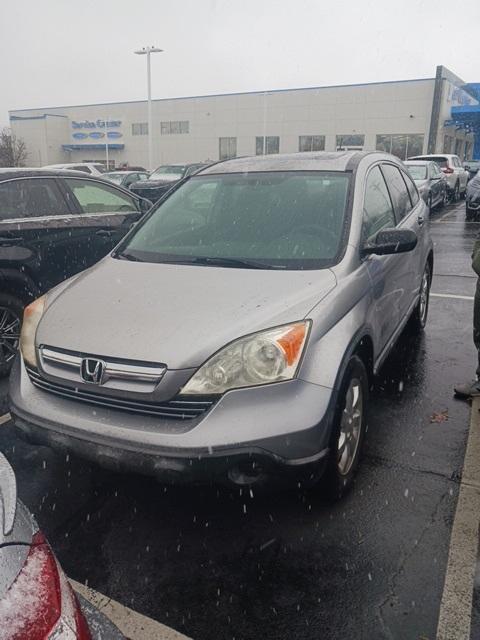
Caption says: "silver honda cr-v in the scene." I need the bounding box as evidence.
[10,152,433,498]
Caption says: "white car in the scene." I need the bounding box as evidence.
[42,162,107,176]
[408,154,469,200]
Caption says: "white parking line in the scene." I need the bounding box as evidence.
[72,580,191,639]
[436,398,480,639]
[2,407,186,637]
[431,293,474,301]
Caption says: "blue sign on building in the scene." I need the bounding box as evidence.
[72,119,121,129]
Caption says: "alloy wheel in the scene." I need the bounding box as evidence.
[419,269,430,325]
[0,307,21,364]
[337,378,363,476]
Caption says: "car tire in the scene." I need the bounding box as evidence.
[441,189,448,209]
[453,182,460,202]
[409,262,431,332]
[0,293,24,377]
[323,355,369,501]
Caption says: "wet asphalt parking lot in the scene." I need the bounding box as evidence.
[1,200,479,640]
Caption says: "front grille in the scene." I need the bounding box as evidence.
[26,366,216,420]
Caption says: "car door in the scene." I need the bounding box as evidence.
[0,176,82,292]
[362,165,402,351]
[430,163,444,206]
[452,156,467,191]
[60,177,143,265]
[381,163,425,321]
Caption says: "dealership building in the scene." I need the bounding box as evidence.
[9,65,480,170]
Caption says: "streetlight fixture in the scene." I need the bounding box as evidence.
[134,46,163,171]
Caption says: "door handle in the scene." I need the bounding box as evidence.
[95,229,114,238]
[0,236,21,244]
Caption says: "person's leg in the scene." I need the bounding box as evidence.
[455,280,480,397]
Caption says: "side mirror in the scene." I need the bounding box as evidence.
[362,228,418,257]
[138,197,153,214]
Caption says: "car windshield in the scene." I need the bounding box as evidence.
[406,165,427,180]
[118,171,350,270]
[149,165,186,179]
[103,173,124,185]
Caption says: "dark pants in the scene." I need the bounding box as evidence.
[475,280,480,377]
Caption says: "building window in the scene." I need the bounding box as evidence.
[219,137,237,160]
[160,121,189,135]
[132,122,148,136]
[336,134,365,149]
[256,136,279,155]
[375,134,424,160]
[299,135,325,152]
[443,135,453,154]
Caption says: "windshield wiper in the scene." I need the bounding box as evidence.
[185,256,285,270]
[115,251,144,262]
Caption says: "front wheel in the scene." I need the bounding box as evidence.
[409,262,431,332]
[323,356,369,500]
[427,194,433,214]
[441,189,449,208]
[0,294,24,377]
[452,182,460,202]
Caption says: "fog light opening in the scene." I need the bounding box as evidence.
[228,460,265,486]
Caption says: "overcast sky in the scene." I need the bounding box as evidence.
[1,0,479,127]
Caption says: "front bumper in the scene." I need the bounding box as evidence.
[9,357,334,485]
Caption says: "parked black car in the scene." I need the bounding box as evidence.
[0,168,151,374]
[103,170,150,189]
[466,173,480,220]
[129,163,209,202]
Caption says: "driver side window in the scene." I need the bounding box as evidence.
[65,178,137,213]
[362,166,396,243]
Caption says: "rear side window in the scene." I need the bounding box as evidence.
[65,178,138,214]
[426,156,448,169]
[380,164,412,221]
[72,165,91,173]
[401,170,419,206]
[0,178,66,220]
[362,166,396,242]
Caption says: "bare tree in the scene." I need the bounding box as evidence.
[0,128,27,167]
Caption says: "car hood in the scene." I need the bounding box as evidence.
[38,257,336,368]
[467,177,480,201]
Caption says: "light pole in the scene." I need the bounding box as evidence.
[134,46,163,171]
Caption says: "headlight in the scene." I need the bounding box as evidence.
[20,295,46,367]
[180,321,311,395]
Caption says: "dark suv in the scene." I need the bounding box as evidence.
[0,168,151,374]
[129,163,208,203]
